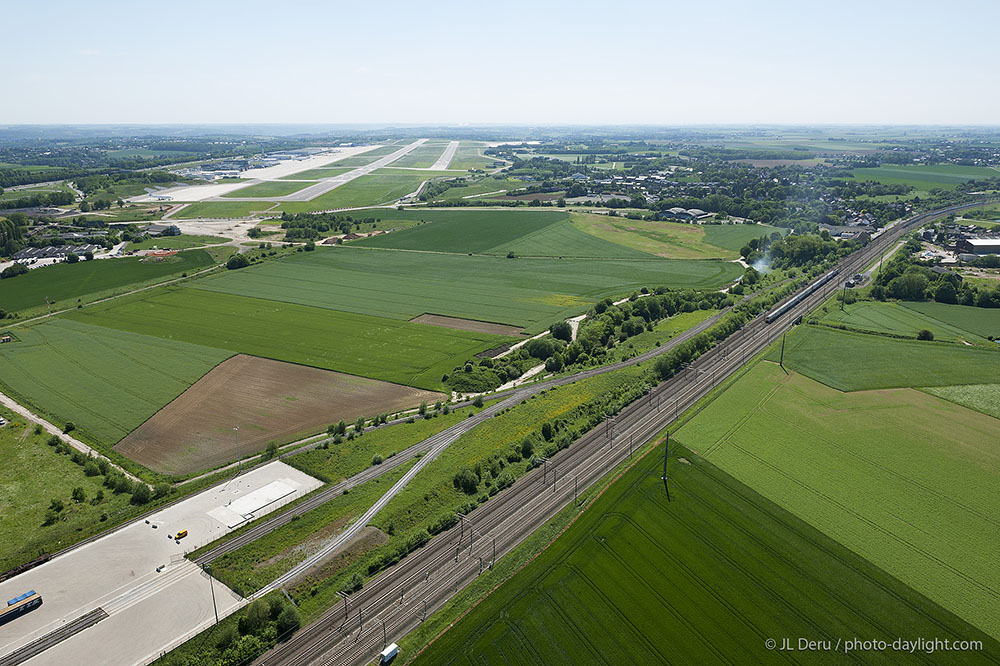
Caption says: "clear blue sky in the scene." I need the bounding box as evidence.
[5,0,998,125]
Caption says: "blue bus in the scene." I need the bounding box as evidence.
[0,590,43,625]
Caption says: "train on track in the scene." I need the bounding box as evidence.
[765,269,840,324]
[0,590,42,626]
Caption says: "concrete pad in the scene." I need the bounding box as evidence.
[0,461,321,666]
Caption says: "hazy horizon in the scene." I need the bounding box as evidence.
[5,0,999,125]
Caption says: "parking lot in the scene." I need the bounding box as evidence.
[0,462,322,665]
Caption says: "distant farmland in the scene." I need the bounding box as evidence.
[818,300,991,344]
[0,249,216,313]
[116,355,443,475]
[193,246,741,332]
[675,361,1000,640]
[850,164,997,190]
[411,440,1000,664]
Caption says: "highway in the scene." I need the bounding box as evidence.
[251,200,988,666]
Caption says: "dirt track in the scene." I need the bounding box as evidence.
[410,313,523,336]
[115,355,443,475]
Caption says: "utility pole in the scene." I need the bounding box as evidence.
[233,427,240,474]
[491,537,496,569]
[204,564,219,625]
[779,332,786,369]
[841,281,847,311]
[574,473,578,501]
[382,620,387,649]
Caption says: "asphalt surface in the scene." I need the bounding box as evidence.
[252,200,989,666]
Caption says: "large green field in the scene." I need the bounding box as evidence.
[275,172,448,213]
[221,180,314,198]
[900,300,1000,338]
[770,324,1000,390]
[175,201,279,219]
[923,383,1000,419]
[0,249,216,313]
[571,213,786,259]
[65,287,506,390]
[391,143,450,168]
[850,164,997,190]
[447,143,493,171]
[413,435,1000,664]
[193,246,740,332]
[676,361,1000,640]
[276,167,353,180]
[818,300,991,344]
[0,319,231,445]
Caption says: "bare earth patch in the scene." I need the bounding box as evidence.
[410,313,523,336]
[288,526,389,591]
[115,355,443,475]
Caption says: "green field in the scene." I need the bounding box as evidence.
[676,361,1000,640]
[447,143,493,171]
[900,301,1000,338]
[0,319,231,445]
[413,435,1000,664]
[65,287,506,390]
[391,143,450,168]
[276,167,353,180]
[127,234,230,250]
[221,180,314,198]
[276,172,446,213]
[0,182,76,203]
[850,164,997,190]
[193,246,741,332]
[922,383,1000,419]
[355,209,572,254]
[425,179,515,201]
[770,324,1000,390]
[0,411,139,572]
[0,249,217,313]
[819,300,991,343]
[175,201,279,219]
[571,213,786,259]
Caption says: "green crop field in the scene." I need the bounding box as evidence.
[0,249,217,313]
[413,436,1000,664]
[355,209,571,254]
[193,246,741,332]
[899,301,1000,338]
[276,167,353,180]
[425,179,515,201]
[65,287,506,390]
[221,180,314,198]
[0,319,231,446]
[818,301,991,343]
[0,411,139,573]
[175,201,279,219]
[769,324,1000,390]
[275,172,446,213]
[571,213,786,259]
[127,234,230,250]
[850,164,997,190]
[923,384,1000,419]
[675,361,1000,640]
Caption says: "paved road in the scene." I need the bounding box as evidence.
[429,141,460,170]
[254,200,990,666]
[215,140,428,203]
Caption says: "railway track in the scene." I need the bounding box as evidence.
[254,200,986,666]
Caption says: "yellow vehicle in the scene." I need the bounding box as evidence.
[175,529,188,540]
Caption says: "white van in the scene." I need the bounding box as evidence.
[379,643,399,664]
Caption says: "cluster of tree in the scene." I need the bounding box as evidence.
[159,594,300,666]
[828,179,911,198]
[678,146,816,162]
[743,232,858,272]
[74,170,176,196]
[279,211,381,239]
[654,195,788,225]
[445,348,539,394]
[419,178,467,201]
[0,190,75,211]
[0,214,27,256]
[870,242,1000,309]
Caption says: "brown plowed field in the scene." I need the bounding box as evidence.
[115,355,444,475]
[410,313,523,336]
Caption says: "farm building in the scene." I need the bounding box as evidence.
[957,238,1000,255]
[146,224,181,237]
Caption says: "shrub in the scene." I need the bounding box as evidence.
[372,454,384,465]
[453,467,478,494]
[472,395,484,408]
[276,605,301,634]
[63,421,76,434]
[917,329,935,341]
[72,487,86,502]
[226,253,250,270]
[131,483,151,505]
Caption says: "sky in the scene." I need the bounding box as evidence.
[4,0,999,126]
